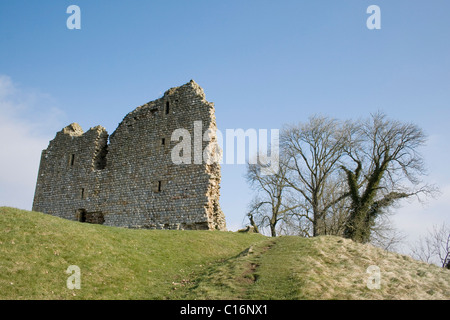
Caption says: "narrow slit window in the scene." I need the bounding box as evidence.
[70,154,75,166]
[81,188,85,199]
[158,181,162,192]
[165,101,170,115]
[161,138,165,146]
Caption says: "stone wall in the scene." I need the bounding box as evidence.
[32,80,226,231]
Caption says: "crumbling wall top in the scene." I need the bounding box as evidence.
[62,123,84,136]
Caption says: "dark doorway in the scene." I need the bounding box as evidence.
[77,209,87,222]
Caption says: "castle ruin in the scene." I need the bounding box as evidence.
[32,80,226,231]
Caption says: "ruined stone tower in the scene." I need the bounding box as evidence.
[32,80,226,230]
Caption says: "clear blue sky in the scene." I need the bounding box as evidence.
[0,1,449,246]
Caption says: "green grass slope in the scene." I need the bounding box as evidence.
[182,236,450,300]
[1,207,449,300]
[0,207,265,299]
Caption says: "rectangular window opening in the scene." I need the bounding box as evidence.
[165,101,170,115]
[70,154,75,166]
[158,181,162,192]
[81,188,85,200]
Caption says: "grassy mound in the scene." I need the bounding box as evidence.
[178,236,450,300]
[0,207,264,299]
[1,207,449,300]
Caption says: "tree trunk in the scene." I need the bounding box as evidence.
[270,222,277,237]
[247,212,260,234]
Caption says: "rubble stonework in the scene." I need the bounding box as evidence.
[32,80,226,230]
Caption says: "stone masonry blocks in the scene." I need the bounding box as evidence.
[32,80,226,231]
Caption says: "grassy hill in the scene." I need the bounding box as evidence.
[1,207,449,300]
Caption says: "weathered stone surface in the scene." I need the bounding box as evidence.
[32,80,226,231]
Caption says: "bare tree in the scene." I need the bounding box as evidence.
[341,112,437,243]
[369,213,406,252]
[410,233,435,264]
[245,154,300,237]
[281,115,348,236]
[411,223,450,268]
[245,112,436,245]
[317,172,351,236]
[415,223,450,268]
